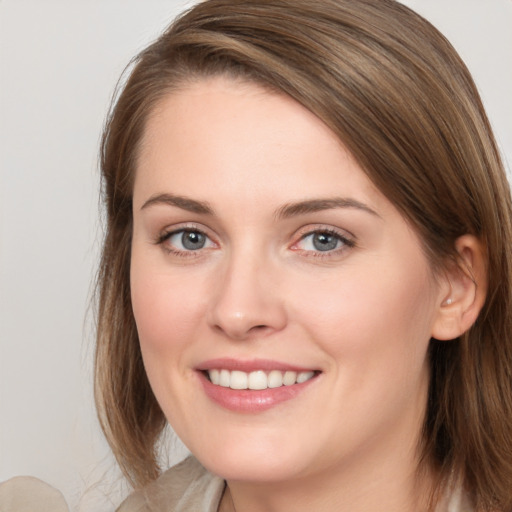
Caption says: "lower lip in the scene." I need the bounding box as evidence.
[198,371,318,413]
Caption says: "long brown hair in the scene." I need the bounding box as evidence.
[95,0,512,509]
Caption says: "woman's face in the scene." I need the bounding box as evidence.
[131,77,447,484]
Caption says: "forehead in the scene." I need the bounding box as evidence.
[134,77,388,214]
[137,76,342,172]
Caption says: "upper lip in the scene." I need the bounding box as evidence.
[197,358,319,373]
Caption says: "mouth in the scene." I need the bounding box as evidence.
[196,360,321,412]
[203,369,318,390]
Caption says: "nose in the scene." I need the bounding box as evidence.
[207,251,287,341]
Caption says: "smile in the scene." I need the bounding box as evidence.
[198,361,321,412]
[206,369,316,390]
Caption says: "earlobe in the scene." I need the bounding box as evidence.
[431,235,488,341]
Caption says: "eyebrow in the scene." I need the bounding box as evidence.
[275,198,380,219]
[141,193,379,219]
[141,193,213,214]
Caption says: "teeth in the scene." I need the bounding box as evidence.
[283,371,297,386]
[297,371,314,383]
[248,370,267,390]
[206,369,316,390]
[268,370,283,388]
[219,369,230,387]
[209,369,220,385]
[230,370,247,390]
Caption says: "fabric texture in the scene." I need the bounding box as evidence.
[0,476,69,512]
[117,457,225,512]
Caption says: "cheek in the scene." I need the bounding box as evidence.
[288,257,437,369]
[287,259,437,445]
[129,255,211,422]
[130,257,207,359]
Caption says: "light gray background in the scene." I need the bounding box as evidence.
[1,1,511,510]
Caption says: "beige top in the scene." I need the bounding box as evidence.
[0,457,474,512]
[0,476,69,512]
[117,457,225,512]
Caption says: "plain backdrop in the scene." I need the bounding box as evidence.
[1,1,511,510]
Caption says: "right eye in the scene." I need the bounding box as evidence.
[160,229,215,254]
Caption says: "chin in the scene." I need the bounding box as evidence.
[204,456,302,483]
[192,439,307,483]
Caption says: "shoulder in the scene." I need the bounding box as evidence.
[0,476,69,512]
[117,456,225,512]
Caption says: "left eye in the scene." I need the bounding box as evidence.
[296,231,348,252]
[167,230,214,251]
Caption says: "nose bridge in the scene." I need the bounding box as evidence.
[208,241,286,340]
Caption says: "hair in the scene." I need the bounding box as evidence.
[95,0,512,509]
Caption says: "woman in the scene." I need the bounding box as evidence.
[95,0,512,510]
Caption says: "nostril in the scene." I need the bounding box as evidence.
[250,325,269,333]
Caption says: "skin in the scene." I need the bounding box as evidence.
[130,77,457,512]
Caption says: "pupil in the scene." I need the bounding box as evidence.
[182,231,205,250]
[313,233,338,251]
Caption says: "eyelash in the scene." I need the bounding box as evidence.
[155,225,215,258]
[292,227,355,258]
[155,225,355,259]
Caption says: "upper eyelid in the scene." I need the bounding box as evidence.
[293,224,356,242]
[157,222,212,239]
[156,227,217,257]
[291,223,357,251]
[154,225,216,251]
[162,226,209,239]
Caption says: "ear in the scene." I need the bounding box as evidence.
[431,235,488,341]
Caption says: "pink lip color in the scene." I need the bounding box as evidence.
[196,359,319,413]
